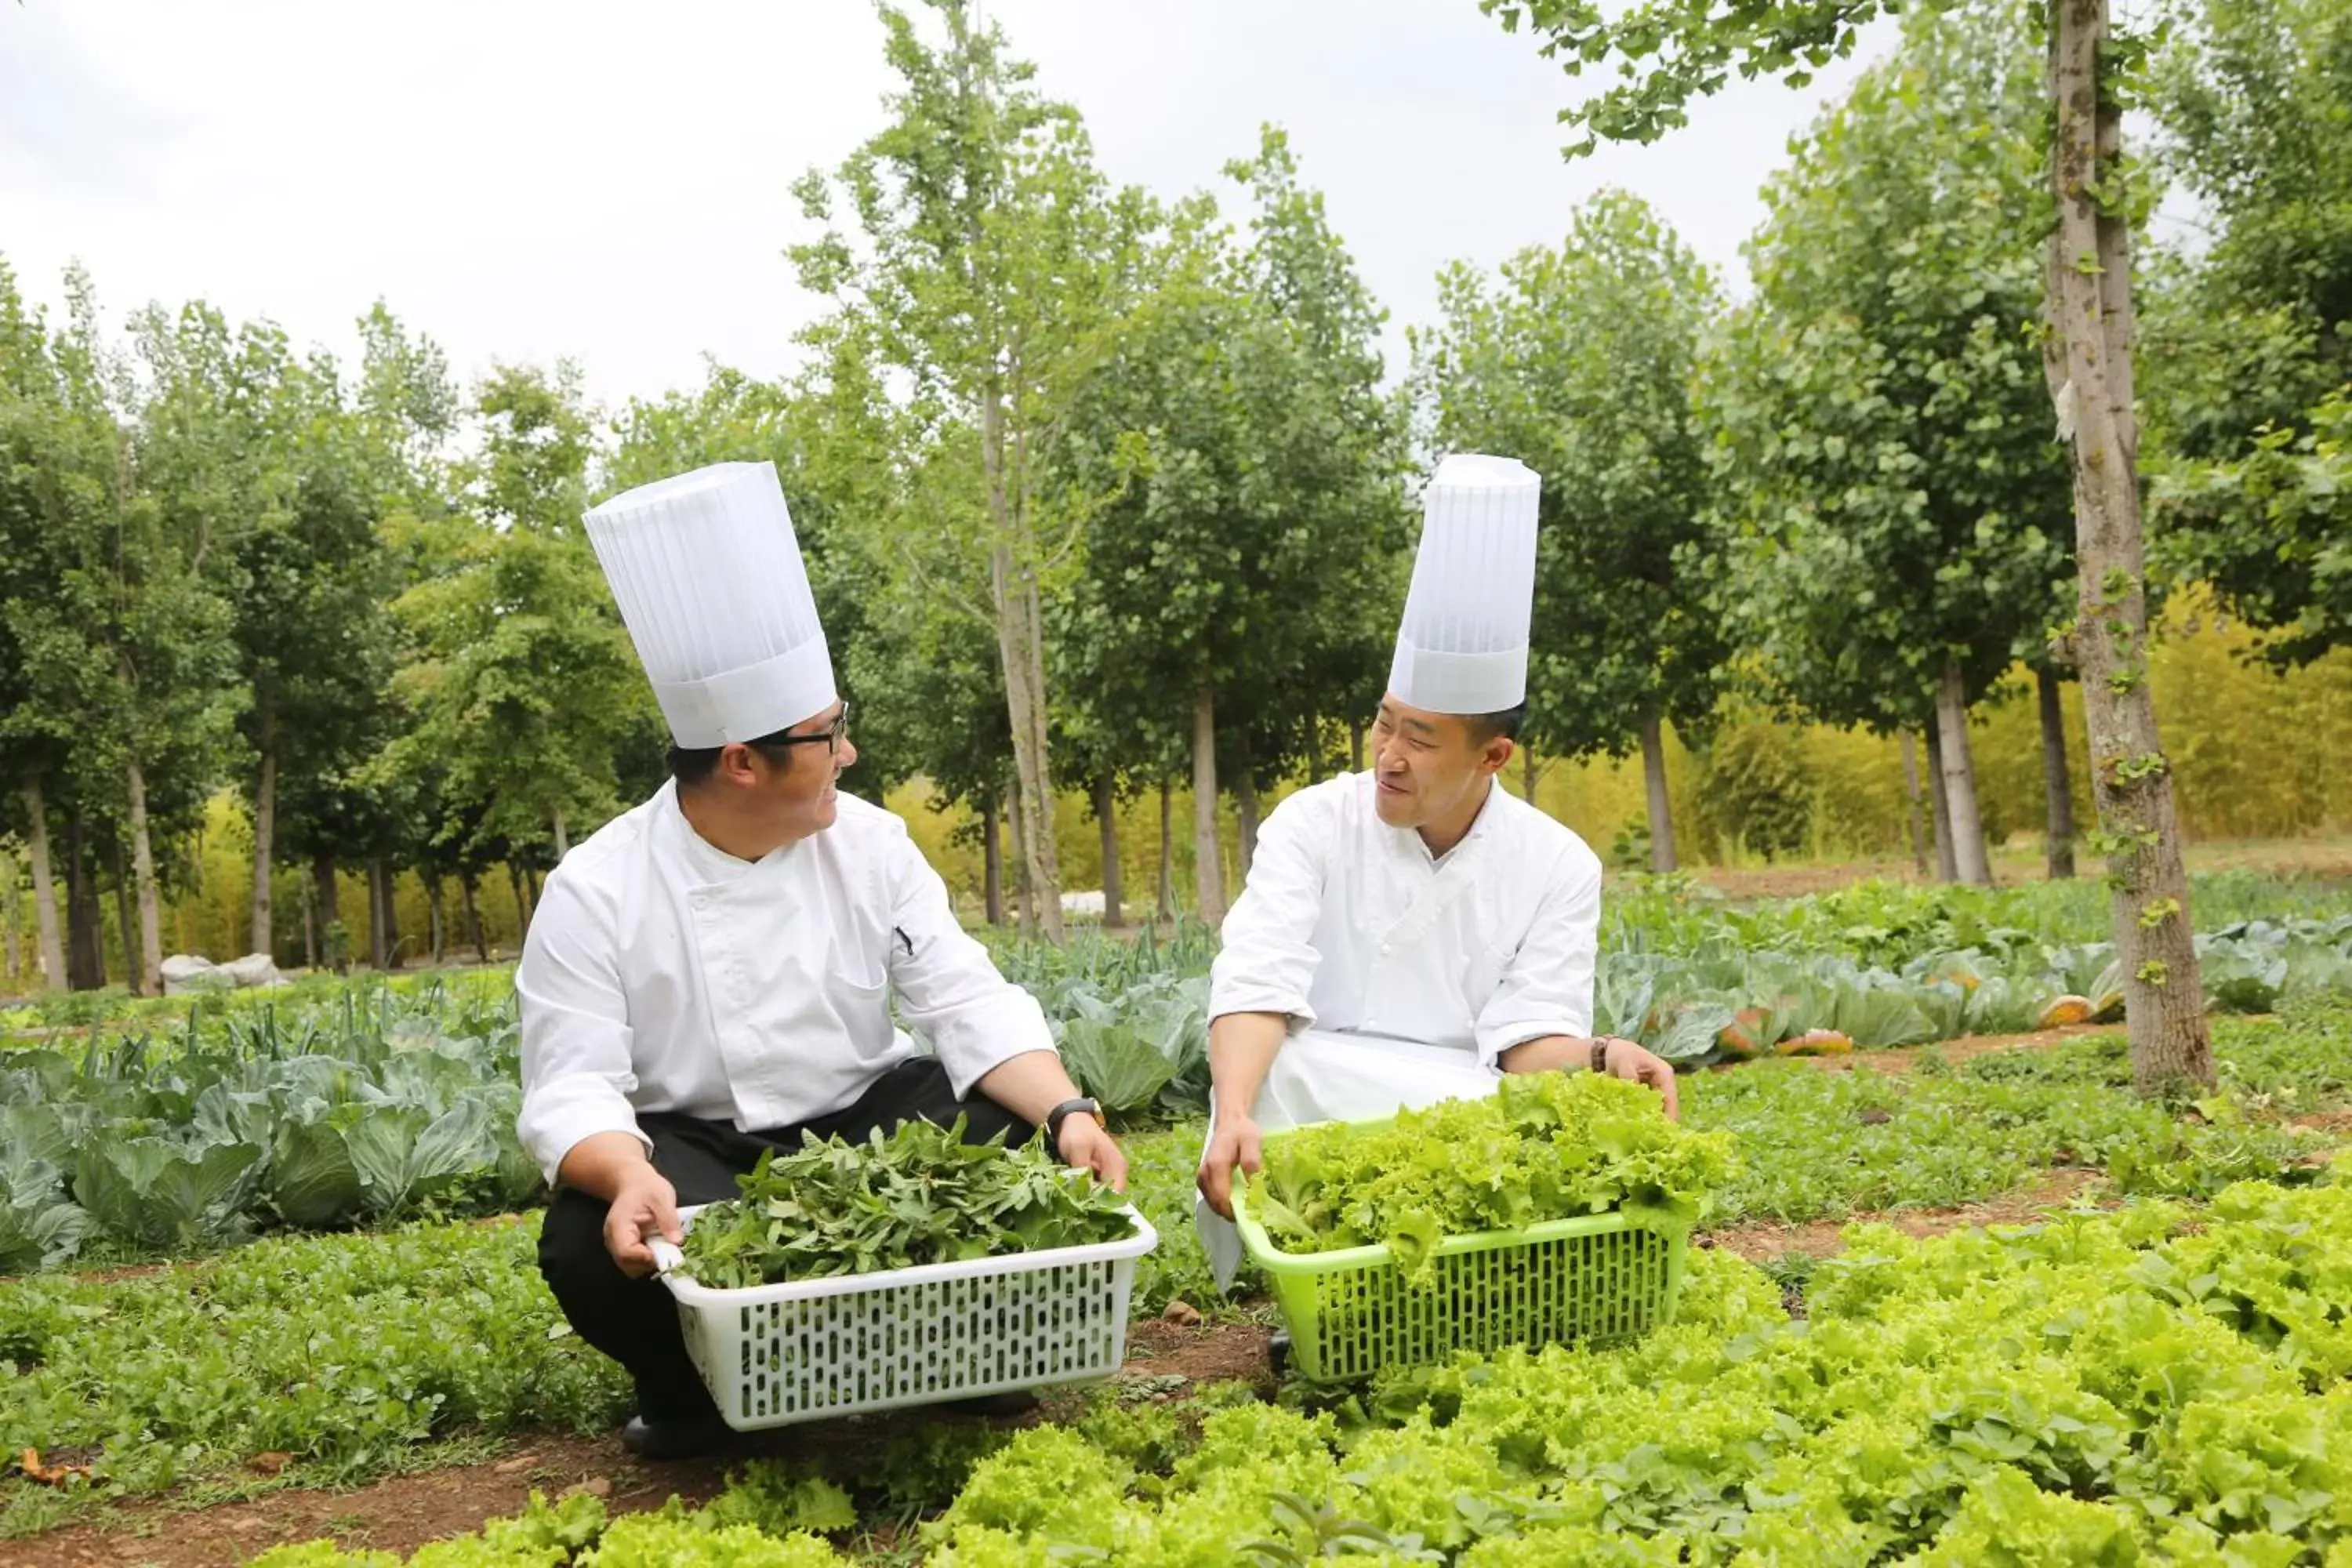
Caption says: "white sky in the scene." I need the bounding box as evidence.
[2,1,1899,419]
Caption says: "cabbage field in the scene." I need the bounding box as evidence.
[2,871,2351,1563]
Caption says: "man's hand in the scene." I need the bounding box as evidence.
[1598,1036,1681,1120]
[1056,1116,1129,1193]
[1195,1111,1264,1221]
[603,1164,682,1279]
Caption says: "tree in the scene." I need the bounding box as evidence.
[1413,190,1724,869]
[380,365,645,925]
[789,0,1156,941]
[1480,0,2214,1092]
[0,258,85,991]
[1052,132,1409,924]
[82,292,245,992]
[1692,5,2074,886]
[2142,0,2352,665]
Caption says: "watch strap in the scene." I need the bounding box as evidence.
[1046,1097,1104,1145]
[1592,1039,1610,1074]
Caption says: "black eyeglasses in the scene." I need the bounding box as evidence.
[757,705,851,755]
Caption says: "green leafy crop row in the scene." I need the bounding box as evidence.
[921,1177,2352,1565]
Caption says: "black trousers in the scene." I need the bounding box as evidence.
[536,1056,1033,1421]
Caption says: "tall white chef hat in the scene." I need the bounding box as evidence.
[1387,453,1542,715]
[583,460,837,749]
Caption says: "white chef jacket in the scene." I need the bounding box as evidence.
[515,781,1053,1184]
[1197,771,1603,1287]
[1210,771,1602,1065]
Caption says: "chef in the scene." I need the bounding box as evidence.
[521,460,1123,1460]
[1194,453,1678,1286]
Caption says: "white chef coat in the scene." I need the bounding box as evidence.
[515,780,1054,1184]
[1196,770,1603,1285]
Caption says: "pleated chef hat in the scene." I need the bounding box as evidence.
[583,461,837,749]
[1388,453,1542,715]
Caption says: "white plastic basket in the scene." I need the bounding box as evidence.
[651,1202,1158,1430]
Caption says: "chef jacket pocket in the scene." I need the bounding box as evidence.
[826,961,899,1062]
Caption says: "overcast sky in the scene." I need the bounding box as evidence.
[3,1,1900,419]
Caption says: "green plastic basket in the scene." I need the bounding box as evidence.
[1230,1119,1691,1381]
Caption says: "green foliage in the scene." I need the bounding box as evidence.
[2154,388,2352,666]
[0,1219,628,1528]
[1412,189,1724,764]
[251,1492,848,1567]
[673,1116,1134,1289]
[0,981,536,1272]
[1251,1073,1735,1276]
[1694,3,2074,736]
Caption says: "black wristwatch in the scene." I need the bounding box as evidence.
[1046,1097,1106,1149]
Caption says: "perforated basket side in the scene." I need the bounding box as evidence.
[1269,1216,1686,1381]
[666,1204,1154,1430]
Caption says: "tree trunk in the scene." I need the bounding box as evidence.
[1349,724,1367,775]
[300,866,318,971]
[524,867,541,928]
[2038,667,2078,880]
[1007,774,1035,936]
[461,873,488,962]
[0,846,17,987]
[1640,706,1679,873]
[1232,735,1261,882]
[2047,0,2209,1093]
[1901,729,1929,879]
[111,841,140,996]
[367,858,393,968]
[426,874,446,965]
[20,779,66,992]
[1305,717,1327,785]
[982,801,1006,927]
[1094,774,1124,930]
[1191,687,1225,926]
[980,388,1064,943]
[1156,779,1176,924]
[124,756,164,993]
[552,808,570,860]
[64,814,103,989]
[1933,657,1992,885]
[1520,741,1539,804]
[250,702,278,956]
[509,862,532,944]
[313,852,343,971]
[1925,717,1960,884]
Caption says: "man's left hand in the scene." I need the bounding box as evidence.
[1597,1036,1681,1120]
[1055,1116,1129,1192]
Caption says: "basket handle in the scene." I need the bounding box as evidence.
[648,1238,685,1276]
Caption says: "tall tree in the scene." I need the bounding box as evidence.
[1055,132,1408,920]
[0,257,76,990]
[379,365,644,914]
[1413,190,1724,870]
[2143,0,2352,667]
[789,0,1156,940]
[93,292,245,991]
[1693,5,2073,886]
[1480,0,2214,1091]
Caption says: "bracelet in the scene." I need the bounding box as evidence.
[1592,1039,1610,1074]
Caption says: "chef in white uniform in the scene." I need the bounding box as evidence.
[1194,454,1678,1286]
[520,461,1123,1458]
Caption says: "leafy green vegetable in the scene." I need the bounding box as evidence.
[1251,1072,1735,1277]
[673,1116,1134,1290]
